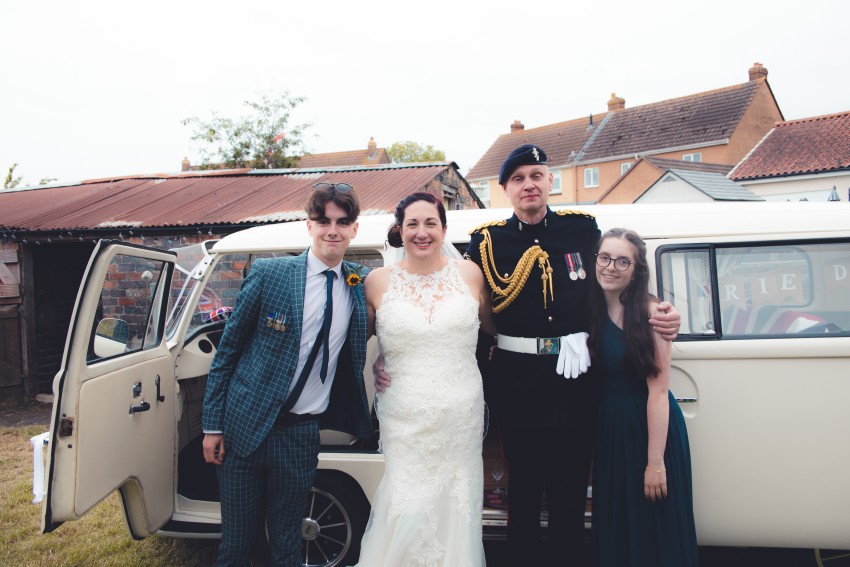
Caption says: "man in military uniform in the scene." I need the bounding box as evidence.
[466,144,679,565]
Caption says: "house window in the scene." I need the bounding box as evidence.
[683,152,702,162]
[621,162,633,175]
[472,181,490,206]
[550,170,562,195]
[584,167,599,188]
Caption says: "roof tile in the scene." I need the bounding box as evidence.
[466,114,606,180]
[468,80,761,180]
[296,148,390,168]
[729,111,850,180]
[582,82,760,161]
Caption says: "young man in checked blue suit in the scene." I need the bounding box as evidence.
[202,183,373,566]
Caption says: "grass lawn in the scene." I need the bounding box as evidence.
[0,425,222,566]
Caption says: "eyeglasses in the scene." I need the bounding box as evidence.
[595,253,633,271]
[312,182,352,193]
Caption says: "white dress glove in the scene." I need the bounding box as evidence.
[556,332,590,379]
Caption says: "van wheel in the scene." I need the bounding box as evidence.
[300,472,370,567]
[815,548,850,566]
[259,472,370,567]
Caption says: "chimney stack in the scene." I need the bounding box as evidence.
[510,120,525,133]
[748,62,768,81]
[367,137,377,153]
[607,93,625,112]
[181,157,191,172]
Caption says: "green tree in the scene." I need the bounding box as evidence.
[182,91,311,170]
[4,163,22,189]
[387,141,446,163]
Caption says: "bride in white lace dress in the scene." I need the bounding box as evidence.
[354,193,496,567]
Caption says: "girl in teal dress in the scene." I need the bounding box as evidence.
[588,228,699,567]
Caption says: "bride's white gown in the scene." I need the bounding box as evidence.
[355,259,485,567]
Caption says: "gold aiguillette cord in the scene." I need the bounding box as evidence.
[479,229,554,313]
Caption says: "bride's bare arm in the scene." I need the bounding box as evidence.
[364,267,391,338]
[364,267,392,392]
[458,260,497,336]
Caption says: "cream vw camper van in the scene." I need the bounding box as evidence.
[33,202,850,565]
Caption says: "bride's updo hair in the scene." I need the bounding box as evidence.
[387,192,447,248]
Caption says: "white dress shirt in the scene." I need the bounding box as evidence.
[287,250,354,414]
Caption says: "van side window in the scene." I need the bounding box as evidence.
[716,242,849,336]
[658,241,850,339]
[88,254,169,363]
[658,248,715,336]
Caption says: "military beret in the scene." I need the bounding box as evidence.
[498,144,548,185]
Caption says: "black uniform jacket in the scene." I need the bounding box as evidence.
[466,207,601,427]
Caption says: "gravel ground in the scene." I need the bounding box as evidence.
[0,393,52,428]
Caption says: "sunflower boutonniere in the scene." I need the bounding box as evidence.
[344,254,366,287]
[346,269,363,287]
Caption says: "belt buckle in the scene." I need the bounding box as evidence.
[537,337,560,355]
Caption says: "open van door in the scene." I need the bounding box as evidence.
[42,241,177,538]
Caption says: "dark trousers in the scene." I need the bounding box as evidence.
[493,351,597,566]
[216,419,320,567]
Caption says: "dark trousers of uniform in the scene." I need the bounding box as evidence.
[216,417,320,567]
[493,350,597,567]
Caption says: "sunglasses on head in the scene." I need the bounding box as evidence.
[312,182,353,193]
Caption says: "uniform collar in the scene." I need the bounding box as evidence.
[513,207,552,232]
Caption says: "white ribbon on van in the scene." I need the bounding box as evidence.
[30,431,50,504]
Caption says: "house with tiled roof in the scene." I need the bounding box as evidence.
[180,137,391,172]
[729,111,850,202]
[633,168,762,203]
[598,157,735,204]
[467,63,783,207]
[295,137,390,168]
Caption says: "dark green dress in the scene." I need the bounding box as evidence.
[592,318,699,566]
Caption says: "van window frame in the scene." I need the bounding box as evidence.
[656,237,850,341]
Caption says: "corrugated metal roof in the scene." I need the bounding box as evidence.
[0,163,463,232]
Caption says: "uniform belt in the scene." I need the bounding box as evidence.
[496,334,561,355]
[273,411,321,428]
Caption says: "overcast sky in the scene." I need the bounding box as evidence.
[2,0,848,186]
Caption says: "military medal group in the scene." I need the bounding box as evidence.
[266,311,286,332]
[565,252,586,281]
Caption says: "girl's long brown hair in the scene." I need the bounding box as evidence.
[588,228,660,379]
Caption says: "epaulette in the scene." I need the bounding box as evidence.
[468,219,507,235]
[555,208,596,220]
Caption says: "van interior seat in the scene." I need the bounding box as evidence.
[722,304,757,336]
[722,304,827,336]
[760,309,827,334]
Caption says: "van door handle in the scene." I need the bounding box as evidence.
[676,397,698,404]
[155,375,166,403]
[129,401,151,414]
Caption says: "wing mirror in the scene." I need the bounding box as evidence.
[93,318,129,358]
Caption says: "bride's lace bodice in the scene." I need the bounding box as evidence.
[377,259,480,374]
[358,259,485,566]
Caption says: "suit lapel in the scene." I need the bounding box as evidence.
[290,250,310,341]
[343,262,365,322]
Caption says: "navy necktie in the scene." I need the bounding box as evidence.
[280,269,336,412]
[319,269,335,382]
